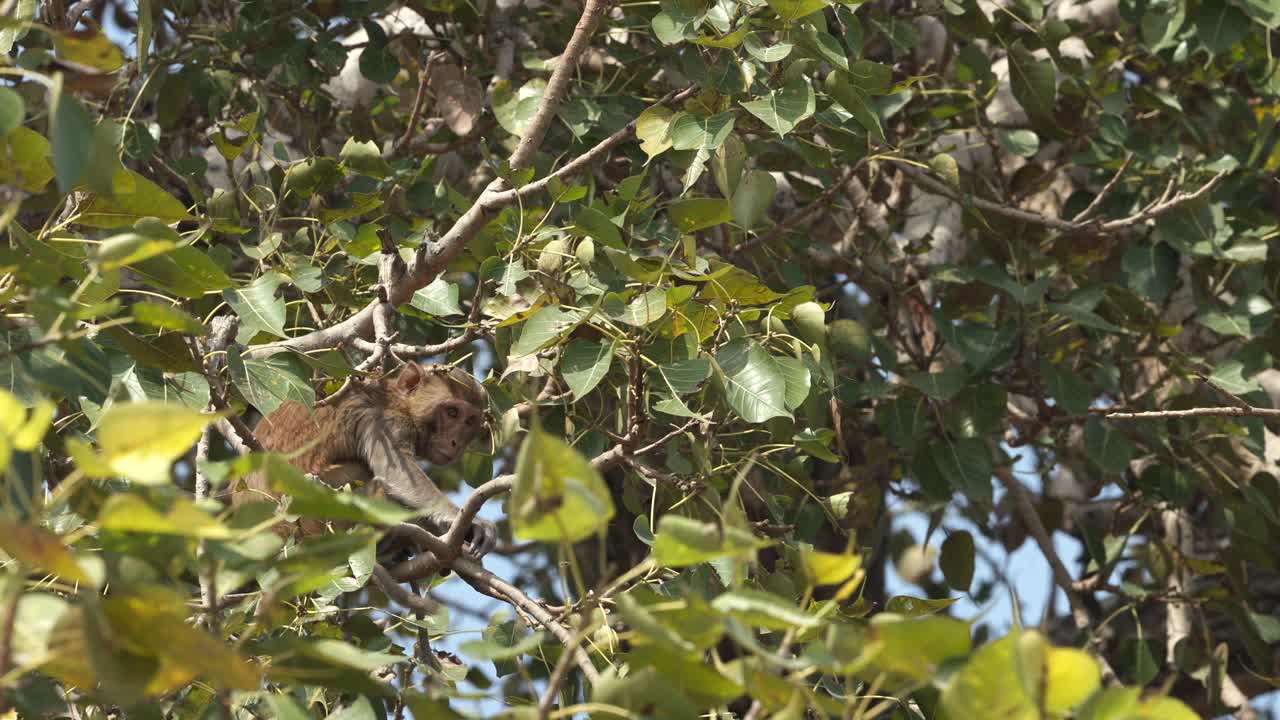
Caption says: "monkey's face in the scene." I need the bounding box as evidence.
[394,363,489,465]
[421,397,484,465]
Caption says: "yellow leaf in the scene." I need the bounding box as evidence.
[0,519,95,586]
[53,30,125,73]
[97,494,233,539]
[801,548,862,587]
[97,402,216,484]
[1044,646,1102,713]
[66,437,114,479]
[0,391,55,467]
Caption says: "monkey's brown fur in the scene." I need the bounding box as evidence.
[233,362,498,558]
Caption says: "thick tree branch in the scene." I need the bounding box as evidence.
[245,9,689,364]
[508,0,609,171]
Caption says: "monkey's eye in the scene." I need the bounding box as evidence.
[446,406,459,419]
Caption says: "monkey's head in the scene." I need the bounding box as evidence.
[393,362,488,465]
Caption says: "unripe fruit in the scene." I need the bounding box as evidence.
[791,301,826,345]
[764,314,787,335]
[828,318,871,364]
[575,237,596,266]
[538,238,567,274]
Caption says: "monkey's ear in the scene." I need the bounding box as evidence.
[396,362,424,391]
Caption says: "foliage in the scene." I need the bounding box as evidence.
[1,0,1278,717]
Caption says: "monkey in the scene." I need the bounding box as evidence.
[232,362,499,560]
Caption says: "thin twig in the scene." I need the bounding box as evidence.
[390,51,442,158]
[1074,153,1134,223]
[0,583,19,714]
[900,163,1228,236]
[1104,406,1280,420]
[537,618,593,718]
[993,464,1117,683]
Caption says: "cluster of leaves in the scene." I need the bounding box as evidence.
[1,0,1279,716]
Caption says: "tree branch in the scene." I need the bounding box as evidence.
[508,0,609,171]
[244,6,682,363]
[898,162,1228,236]
[993,464,1118,683]
[1104,406,1280,420]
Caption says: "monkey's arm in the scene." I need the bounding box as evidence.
[356,425,498,558]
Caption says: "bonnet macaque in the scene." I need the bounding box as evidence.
[233,362,498,559]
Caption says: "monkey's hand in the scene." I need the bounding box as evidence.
[460,517,498,559]
[419,510,499,560]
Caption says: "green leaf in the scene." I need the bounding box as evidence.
[228,348,315,416]
[223,272,287,340]
[492,78,546,137]
[50,91,93,193]
[865,614,971,683]
[997,129,1040,157]
[0,0,35,55]
[744,32,794,62]
[132,303,204,334]
[774,356,811,410]
[823,73,885,140]
[1008,44,1057,133]
[78,168,195,228]
[96,402,215,485]
[137,0,153,66]
[96,494,232,539]
[1196,0,1250,54]
[130,245,232,299]
[511,306,584,357]
[358,21,398,83]
[906,367,966,401]
[940,531,975,591]
[1123,242,1178,301]
[766,0,833,22]
[712,589,819,630]
[844,60,893,95]
[410,277,464,316]
[730,170,777,229]
[1207,359,1263,396]
[95,232,176,271]
[0,87,23,137]
[607,288,668,326]
[796,26,849,70]
[338,137,392,178]
[669,197,731,232]
[0,127,54,192]
[653,514,767,567]
[636,104,675,158]
[1234,0,1280,27]
[669,111,736,151]
[715,338,789,423]
[561,339,614,398]
[928,437,993,509]
[573,206,624,250]
[511,423,614,543]
[260,454,414,525]
[740,76,816,137]
[1083,419,1135,474]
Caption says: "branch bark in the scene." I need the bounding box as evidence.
[898,162,1228,236]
